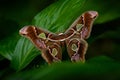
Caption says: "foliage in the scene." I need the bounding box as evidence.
[11,37,39,71]
[0,0,120,80]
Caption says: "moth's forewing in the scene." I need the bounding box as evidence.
[30,26,63,63]
[19,26,47,50]
[81,11,98,39]
[19,25,63,64]
[65,11,98,39]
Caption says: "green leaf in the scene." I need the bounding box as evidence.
[6,56,120,80]
[11,37,40,71]
[0,34,19,60]
[33,0,86,32]
[33,0,120,32]
[82,0,120,23]
[11,0,86,71]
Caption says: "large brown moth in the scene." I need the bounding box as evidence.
[19,11,98,64]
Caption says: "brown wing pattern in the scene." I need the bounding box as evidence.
[19,11,98,64]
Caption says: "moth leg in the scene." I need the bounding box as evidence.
[41,43,62,64]
[66,38,88,62]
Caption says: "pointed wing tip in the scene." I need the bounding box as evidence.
[88,11,98,19]
[19,25,35,36]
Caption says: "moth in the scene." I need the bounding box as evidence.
[19,11,98,64]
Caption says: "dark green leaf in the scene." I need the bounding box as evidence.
[6,56,120,80]
[11,37,40,71]
[82,0,120,23]
[33,0,120,32]
[33,0,86,32]
[0,34,19,60]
